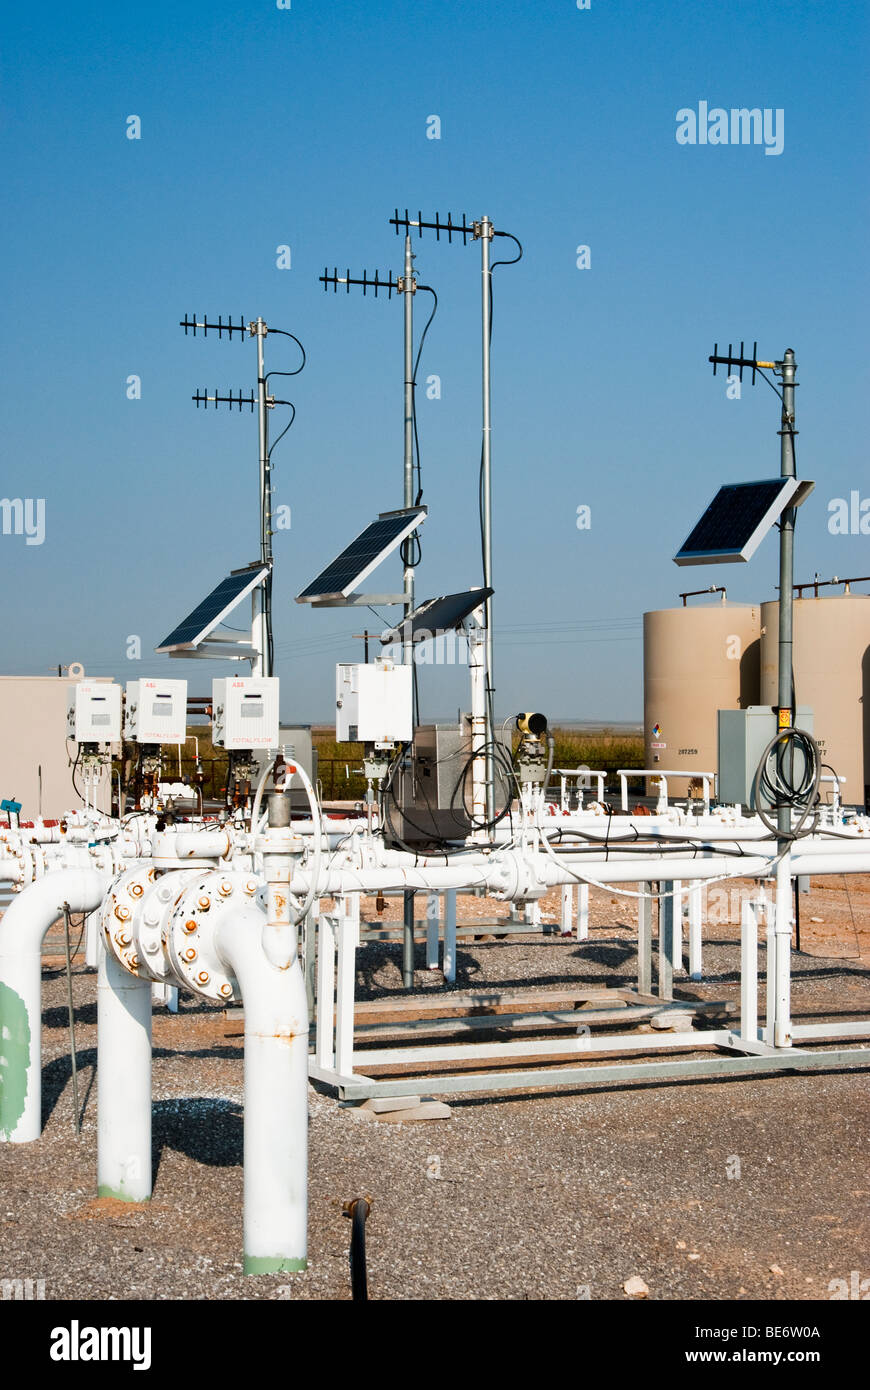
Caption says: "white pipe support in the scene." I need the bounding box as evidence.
[774,852,793,1047]
[213,901,309,1275]
[97,941,153,1201]
[0,868,107,1142]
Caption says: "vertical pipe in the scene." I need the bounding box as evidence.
[97,944,153,1201]
[480,215,495,825]
[637,882,652,995]
[335,901,356,1076]
[576,883,589,941]
[303,904,317,1026]
[765,890,776,1043]
[688,881,703,980]
[402,889,415,989]
[442,889,457,984]
[315,910,336,1069]
[216,903,308,1274]
[425,892,440,969]
[658,884,674,1001]
[740,893,758,1042]
[671,879,683,971]
[774,852,793,1047]
[560,884,574,937]
[468,613,488,839]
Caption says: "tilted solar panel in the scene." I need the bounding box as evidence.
[674,478,800,566]
[380,587,494,644]
[296,507,427,602]
[156,565,268,651]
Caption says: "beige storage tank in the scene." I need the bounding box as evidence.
[643,603,761,797]
[760,595,870,809]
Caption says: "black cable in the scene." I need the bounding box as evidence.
[751,727,821,840]
[400,285,437,568]
[263,328,306,373]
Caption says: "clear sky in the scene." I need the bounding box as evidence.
[1,0,867,724]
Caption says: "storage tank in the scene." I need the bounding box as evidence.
[643,602,761,797]
[760,594,870,810]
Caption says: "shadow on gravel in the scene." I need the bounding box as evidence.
[152,1097,243,1182]
[42,1047,96,1130]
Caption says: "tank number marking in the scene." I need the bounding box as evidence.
[678,748,698,756]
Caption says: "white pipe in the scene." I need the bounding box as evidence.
[774,851,793,1047]
[97,942,152,1200]
[214,901,309,1274]
[0,869,106,1142]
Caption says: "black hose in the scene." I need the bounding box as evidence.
[343,1197,371,1301]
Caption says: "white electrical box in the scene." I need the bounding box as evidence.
[67,682,122,744]
[336,661,413,744]
[124,679,188,744]
[212,677,280,750]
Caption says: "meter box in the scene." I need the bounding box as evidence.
[67,682,122,743]
[718,705,813,809]
[336,661,412,744]
[124,679,188,743]
[212,677,280,750]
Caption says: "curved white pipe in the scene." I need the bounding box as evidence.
[0,868,107,1142]
[214,902,309,1274]
[97,944,152,1200]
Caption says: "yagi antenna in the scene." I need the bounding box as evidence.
[709,340,779,385]
[191,389,258,411]
[389,208,476,244]
[319,268,402,298]
[179,314,249,339]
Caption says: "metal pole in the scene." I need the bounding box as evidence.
[479,215,495,825]
[402,237,416,988]
[254,317,271,677]
[776,348,797,824]
[775,348,797,1045]
[402,235,415,650]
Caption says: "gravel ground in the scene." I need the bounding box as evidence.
[0,877,867,1301]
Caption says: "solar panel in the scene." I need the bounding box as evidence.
[674,478,801,567]
[296,507,427,603]
[156,565,269,651]
[380,588,494,645]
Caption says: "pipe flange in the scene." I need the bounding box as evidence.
[137,869,204,982]
[166,870,259,1004]
[101,865,158,977]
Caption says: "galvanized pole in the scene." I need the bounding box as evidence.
[776,348,797,765]
[479,216,495,825]
[402,237,416,987]
[774,348,797,1046]
[252,317,271,677]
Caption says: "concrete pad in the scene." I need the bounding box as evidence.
[367,1101,452,1123]
[361,1095,422,1114]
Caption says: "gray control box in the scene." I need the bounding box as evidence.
[717,706,813,809]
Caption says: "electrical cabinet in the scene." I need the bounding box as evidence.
[124,679,188,743]
[335,662,412,744]
[717,705,813,809]
[212,677,280,750]
[66,682,122,743]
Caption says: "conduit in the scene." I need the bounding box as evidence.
[0,869,107,1142]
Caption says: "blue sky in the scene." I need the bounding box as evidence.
[1,0,867,723]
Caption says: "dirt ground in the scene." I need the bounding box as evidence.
[0,875,867,1301]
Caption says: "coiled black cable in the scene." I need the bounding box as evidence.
[751,727,821,840]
